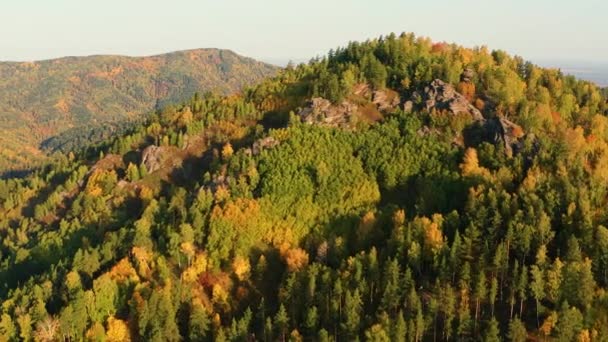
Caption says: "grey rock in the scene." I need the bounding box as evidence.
[372,89,401,111]
[141,145,165,173]
[298,97,358,127]
[418,79,484,121]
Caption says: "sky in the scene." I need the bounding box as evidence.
[0,0,607,68]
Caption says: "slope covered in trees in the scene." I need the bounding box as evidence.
[0,49,278,174]
[0,33,608,341]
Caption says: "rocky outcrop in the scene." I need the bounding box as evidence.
[90,154,124,173]
[412,79,484,121]
[461,67,475,82]
[298,88,400,128]
[372,89,401,111]
[252,137,279,155]
[410,78,525,156]
[141,145,166,173]
[483,116,524,156]
[298,98,359,127]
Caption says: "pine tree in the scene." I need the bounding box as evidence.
[529,265,544,327]
[341,289,362,339]
[392,310,407,342]
[188,301,209,341]
[507,318,527,342]
[483,318,501,342]
[275,304,289,342]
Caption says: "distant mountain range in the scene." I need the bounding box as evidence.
[0,49,278,172]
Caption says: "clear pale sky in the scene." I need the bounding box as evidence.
[1,0,606,66]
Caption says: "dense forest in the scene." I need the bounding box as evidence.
[1,32,608,341]
[0,49,277,173]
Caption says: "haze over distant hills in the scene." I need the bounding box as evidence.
[536,60,608,87]
[0,49,278,173]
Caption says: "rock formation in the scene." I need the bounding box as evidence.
[483,116,525,156]
[141,145,166,173]
[412,79,484,121]
[372,89,401,111]
[252,137,280,155]
[409,78,525,156]
[298,98,359,127]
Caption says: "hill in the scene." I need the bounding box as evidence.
[0,33,607,340]
[0,49,278,173]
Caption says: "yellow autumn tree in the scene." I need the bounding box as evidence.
[108,258,139,284]
[85,322,106,341]
[212,283,229,306]
[33,316,60,342]
[460,148,490,178]
[232,256,251,281]
[281,245,309,272]
[106,316,130,342]
[131,246,153,279]
[214,185,230,203]
[539,311,557,338]
[392,209,406,227]
[221,143,234,160]
[179,107,193,127]
[182,253,207,283]
[423,214,444,254]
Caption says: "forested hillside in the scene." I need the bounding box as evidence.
[0,49,277,173]
[1,33,608,341]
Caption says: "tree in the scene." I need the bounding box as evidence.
[126,163,140,182]
[529,265,544,327]
[507,318,527,342]
[392,311,407,342]
[0,314,16,341]
[275,304,289,342]
[364,324,390,341]
[188,301,210,341]
[342,289,362,339]
[304,306,318,336]
[489,277,498,317]
[106,316,131,342]
[363,53,387,89]
[380,258,401,313]
[34,316,60,342]
[17,314,32,341]
[222,143,234,160]
[93,274,118,323]
[555,303,583,342]
[441,284,456,340]
[474,271,487,331]
[483,318,501,342]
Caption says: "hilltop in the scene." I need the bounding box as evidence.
[0,33,608,340]
[0,49,278,173]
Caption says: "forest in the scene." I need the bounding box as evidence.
[0,32,608,341]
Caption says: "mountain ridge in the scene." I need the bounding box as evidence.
[0,48,253,63]
[0,48,278,173]
[1,32,608,340]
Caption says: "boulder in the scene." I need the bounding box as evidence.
[298,97,358,127]
[372,89,401,111]
[353,83,371,97]
[415,79,484,121]
[483,116,524,156]
[141,145,165,173]
[461,68,475,82]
